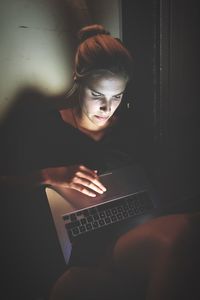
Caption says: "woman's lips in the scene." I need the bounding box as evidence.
[95,115,109,120]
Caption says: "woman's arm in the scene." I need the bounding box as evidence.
[0,171,44,187]
[0,165,106,197]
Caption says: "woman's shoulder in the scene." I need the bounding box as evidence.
[34,106,73,127]
[59,108,76,128]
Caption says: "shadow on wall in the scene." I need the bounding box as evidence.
[0,0,92,122]
[0,87,72,299]
[0,87,68,139]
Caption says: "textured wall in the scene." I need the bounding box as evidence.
[0,0,121,121]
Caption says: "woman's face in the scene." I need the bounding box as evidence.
[79,72,128,130]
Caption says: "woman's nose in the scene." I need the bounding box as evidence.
[100,100,111,112]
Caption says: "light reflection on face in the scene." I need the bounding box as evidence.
[78,72,128,130]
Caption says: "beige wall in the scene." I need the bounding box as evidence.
[0,0,121,121]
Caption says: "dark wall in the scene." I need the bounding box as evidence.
[159,0,200,203]
[121,0,160,189]
[122,0,200,205]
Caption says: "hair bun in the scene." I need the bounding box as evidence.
[78,24,110,43]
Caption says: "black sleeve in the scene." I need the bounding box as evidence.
[0,106,61,175]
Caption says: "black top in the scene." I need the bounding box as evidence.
[1,107,142,176]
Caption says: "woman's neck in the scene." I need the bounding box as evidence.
[59,107,117,141]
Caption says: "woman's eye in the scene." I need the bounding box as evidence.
[114,94,122,100]
[91,92,101,97]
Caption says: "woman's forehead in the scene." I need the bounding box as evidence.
[83,71,127,90]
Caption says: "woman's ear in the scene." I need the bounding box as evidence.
[126,101,134,110]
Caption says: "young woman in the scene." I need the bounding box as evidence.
[1,24,199,300]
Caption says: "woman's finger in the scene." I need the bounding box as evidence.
[76,171,106,193]
[73,176,104,194]
[93,178,107,192]
[78,165,100,178]
[76,166,106,191]
[70,182,97,197]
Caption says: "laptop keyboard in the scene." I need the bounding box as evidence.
[63,191,154,241]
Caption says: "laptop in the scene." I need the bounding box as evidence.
[45,164,160,265]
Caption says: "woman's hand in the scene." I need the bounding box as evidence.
[42,165,106,197]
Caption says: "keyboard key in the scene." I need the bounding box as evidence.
[98,219,105,226]
[79,225,86,232]
[65,220,80,229]
[71,227,79,236]
[105,209,112,217]
[92,221,99,228]
[105,217,111,224]
[99,212,106,218]
[73,221,80,227]
[117,213,123,220]
[86,223,92,231]
[80,218,87,225]
[86,216,93,223]
[122,211,129,218]
[93,214,100,220]
[117,207,123,213]
[111,208,117,214]
[70,214,77,222]
[111,215,117,222]
[63,214,70,221]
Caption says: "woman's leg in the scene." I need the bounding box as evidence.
[146,212,200,300]
[49,212,200,300]
[112,212,200,299]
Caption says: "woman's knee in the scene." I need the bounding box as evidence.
[112,213,190,274]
